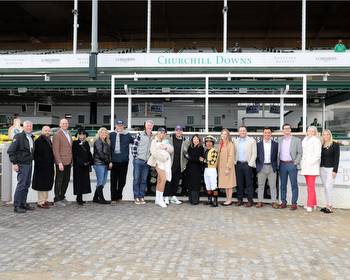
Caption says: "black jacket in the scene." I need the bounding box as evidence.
[93,139,111,165]
[256,140,278,173]
[7,131,34,164]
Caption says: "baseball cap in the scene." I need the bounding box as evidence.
[116,120,124,125]
[175,125,183,131]
[157,127,166,133]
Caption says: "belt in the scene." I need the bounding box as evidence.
[263,163,271,165]
[237,161,247,164]
[280,160,293,164]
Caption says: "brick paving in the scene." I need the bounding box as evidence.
[0,201,350,280]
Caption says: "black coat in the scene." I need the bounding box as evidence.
[32,135,54,191]
[93,139,111,165]
[185,145,204,191]
[7,131,34,164]
[73,140,93,195]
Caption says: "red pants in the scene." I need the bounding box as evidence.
[305,175,317,207]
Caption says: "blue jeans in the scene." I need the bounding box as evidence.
[279,162,299,204]
[14,163,32,208]
[133,159,150,199]
[94,164,108,187]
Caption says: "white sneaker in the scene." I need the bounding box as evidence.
[156,199,167,208]
[306,207,313,212]
[55,201,66,207]
[164,196,170,205]
[170,196,182,205]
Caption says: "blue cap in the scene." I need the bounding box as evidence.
[116,120,124,125]
[157,127,166,133]
[175,125,183,131]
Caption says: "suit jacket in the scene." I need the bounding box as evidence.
[256,140,278,173]
[52,129,72,165]
[277,136,302,168]
[233,136,257,168]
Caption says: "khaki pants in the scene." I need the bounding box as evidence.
[37,191,48,205]
[257,164,277,202]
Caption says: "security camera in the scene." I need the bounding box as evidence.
[222,6,228,13]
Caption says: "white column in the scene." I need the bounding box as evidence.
[72,0,78,54]
[110,77,115,131]
[302,75,307,133]
[301,0,306,52]
[205,76,209,133]
[280,90,284,131]
[223,0,228,53]
[146,0,151,53]
[128,97,132,130]
[91,0,98,53]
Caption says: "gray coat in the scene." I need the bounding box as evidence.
[169,134,190,172]
[277,136,302,169]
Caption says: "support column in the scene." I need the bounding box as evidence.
[301,0,306,52]
[205,76,209,133]
[72,0,78,54]
[223,0,228,53]
[280,90,284,131]
[302,75,307,133]
[89,0,98,79]
[146,0,151,53]
[322,98,326,130]
[110,77,115,131]
[128,97,132,130]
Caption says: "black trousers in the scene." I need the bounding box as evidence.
[236,161,254,203]
[164,166,182,197]
[54,164,71,202]
[110,162,129,201]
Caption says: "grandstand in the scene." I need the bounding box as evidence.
[0,0,349,136]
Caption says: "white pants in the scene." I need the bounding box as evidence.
[204,168,217,191]
[320,167,334,206]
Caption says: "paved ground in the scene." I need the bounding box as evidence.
[0,200,350,280]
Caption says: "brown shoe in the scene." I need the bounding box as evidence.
[290,204,298,210]
[256,202,263,208]
[279,203,287,209]
[37,203,49,209]
[235,201,244,207]
[272,203,279,209]
[244,202,253,207]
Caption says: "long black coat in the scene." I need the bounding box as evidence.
[32,135,54,191]
[185,145,204,191]
[72,140,93,195]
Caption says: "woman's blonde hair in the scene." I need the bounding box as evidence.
[220,128,232,143]
[95,127,110,144]
[322,129,334,147]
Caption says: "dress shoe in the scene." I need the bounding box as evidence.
[323,208,333,214]
[76,201,84,206]
[320,207,327,212]
[235,201,243,206]
[14,207,26,213]
[255,202,263,208]
[279,203,287,209]
[22,204,35,211]
[244,202,253,207]
[272,203,279,209]
[290,204,298,210]
[37,203,49,209]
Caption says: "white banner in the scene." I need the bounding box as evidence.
[0,52,349,69]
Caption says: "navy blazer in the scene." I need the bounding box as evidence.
[256,140,278,173]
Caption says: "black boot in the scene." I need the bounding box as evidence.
[205,190,213,205]
[211,189,218,207]
[93,188,99,203]
[76,194,84,205]
[97,186,110,204]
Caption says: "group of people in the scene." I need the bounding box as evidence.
[7,119,339,214]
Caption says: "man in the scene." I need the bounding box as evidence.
[52,118,72,206]
[334,39,347,52]
[256,127,279,208]
[163,125,190,205]
[233,126,257,207]
[278,123,302,210]
[32,126,54,209]
[110,120,134,204]
[131,120,154,205]
[7,120,35,213]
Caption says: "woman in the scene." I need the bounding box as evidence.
[217,128,236,206]
[148,128,174,208]
[93,127,112,204]
[32,126,54,209]
[320,129,340,214]
[300,126,322,212]
[185,134,205,205]
[73,128,93,205]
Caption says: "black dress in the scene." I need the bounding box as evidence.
[72,140,93,195]
[32,135,55,191]
[185,145,204,204]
